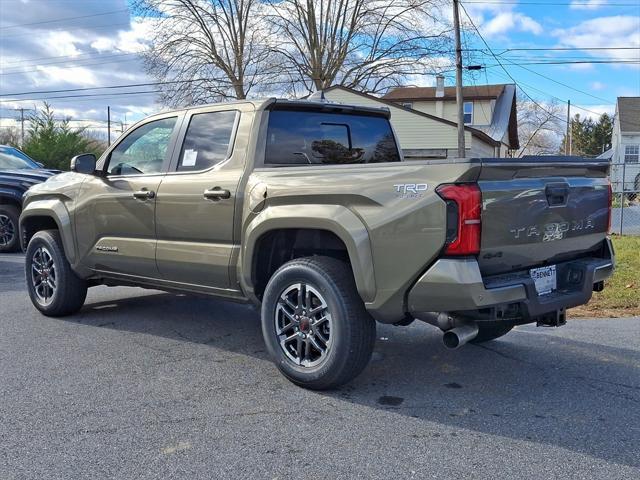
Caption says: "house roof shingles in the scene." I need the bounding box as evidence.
[618,97,640,133]
[383,84,507,102]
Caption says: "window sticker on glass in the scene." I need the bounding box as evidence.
[182,149,198,167]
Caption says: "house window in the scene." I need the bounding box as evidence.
[463,101,473,124]
[624,145,639,163]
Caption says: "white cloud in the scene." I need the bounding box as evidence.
[462,4,542,38]
[553,15,640,64]
[91,18,155,54]
[570,0,606,10]
[44,31,82,57]
[32,66,99,87]
[590,81,606,91]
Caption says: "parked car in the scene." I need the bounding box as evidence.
[0,145,58,252]
[20,100,614,389]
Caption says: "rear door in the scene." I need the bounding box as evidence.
[477,158,610,276]
[154,105,246,289]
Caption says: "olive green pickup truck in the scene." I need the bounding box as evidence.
[20,99,614,389]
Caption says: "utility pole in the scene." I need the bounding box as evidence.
[565,100,571,155]
[13,108,27,148]
[453,0,465,158]
[107,106,111,146]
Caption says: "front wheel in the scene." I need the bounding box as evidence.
[261,256,376,390]
[25,230,87,316]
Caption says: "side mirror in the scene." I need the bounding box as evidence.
[70,153,97,174]
[35,161,44,168]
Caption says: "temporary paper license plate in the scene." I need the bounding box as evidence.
[530,265,557,295]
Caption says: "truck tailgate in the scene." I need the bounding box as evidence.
[477,158,610,276]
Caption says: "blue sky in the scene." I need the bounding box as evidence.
[0,0,638,133]
[462,0,640,119]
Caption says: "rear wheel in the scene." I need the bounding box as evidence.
[470,321,515,344]
[0,205,20,253]
[261,256,376,390]
[25,230,87,316]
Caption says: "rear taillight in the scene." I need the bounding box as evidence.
[607,180,612,233]
[436,183,482,255]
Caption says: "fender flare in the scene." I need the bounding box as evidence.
[241,204,376,303]
[19,198,77,264]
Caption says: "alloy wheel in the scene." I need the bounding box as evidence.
[0,214,15,247]
[31,246,57,305]
[274,283,333,368]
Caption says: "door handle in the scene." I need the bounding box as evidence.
[204,187,231,200]
[133,189,155,200]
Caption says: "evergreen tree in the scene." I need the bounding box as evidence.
[22,103,105,170]
[560,112,612,157]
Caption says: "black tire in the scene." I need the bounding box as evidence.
[261,256,376,390]
[470,321,515,344]
[25,229,87,316]
[0,204,21,253]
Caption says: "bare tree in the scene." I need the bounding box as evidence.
[0,127,21,147]
[135,0,274,105]
[516,98,565,157]
[264,0,451,96]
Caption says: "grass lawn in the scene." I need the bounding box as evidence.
[570,236,640,318]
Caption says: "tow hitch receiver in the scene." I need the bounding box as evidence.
[537,309,567,327]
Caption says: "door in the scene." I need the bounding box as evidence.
[155,108,242,289]
[75,115,182,277]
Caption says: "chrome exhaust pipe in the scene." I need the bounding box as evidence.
[442,323,479,349]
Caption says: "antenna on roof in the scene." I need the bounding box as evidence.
[308,90,327,102]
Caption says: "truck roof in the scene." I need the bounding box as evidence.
[158,97,391,118]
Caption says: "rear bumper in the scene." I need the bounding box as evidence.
[408,238,614,320]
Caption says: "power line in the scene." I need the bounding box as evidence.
[463,1,638,5]
[0,53,139,72]
[0,57,142,76]
[497,57,613,104]
[0,78,214,97]
[484,47,640,53]
[458,1,568,124]
[0,90,162,102]
[487,59,640,66]
[0,50,136,67]
[0,9,129,30]
[0,22,132,39]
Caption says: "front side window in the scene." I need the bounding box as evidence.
[264,110,400,166]
[624,145,639,164]
[177,110,237,171]
[107,117,177,176]
[463,101,473,124]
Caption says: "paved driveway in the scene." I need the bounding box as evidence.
[1,254,639,479]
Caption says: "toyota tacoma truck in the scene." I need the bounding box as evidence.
[20,99,614,389]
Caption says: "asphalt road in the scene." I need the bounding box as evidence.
[1,253,639,479]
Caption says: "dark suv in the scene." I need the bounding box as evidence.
[0,146,58,252]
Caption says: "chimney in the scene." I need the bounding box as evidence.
[435,75,445,98]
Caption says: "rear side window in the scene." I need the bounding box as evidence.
[177,110,238,171]
[264,110,400,165]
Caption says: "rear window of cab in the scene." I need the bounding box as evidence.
[265,110,400,166]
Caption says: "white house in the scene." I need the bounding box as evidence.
[382,77,519,157]
[322,85,506,159]
[607,97,640,195]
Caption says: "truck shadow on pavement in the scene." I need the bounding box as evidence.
[67,288,640,469]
